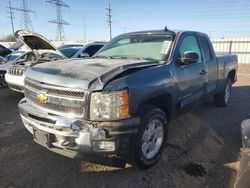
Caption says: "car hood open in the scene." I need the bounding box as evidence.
[25,58,159,90]
[15,30,57,51]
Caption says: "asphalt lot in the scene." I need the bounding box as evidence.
[1,64,250,188]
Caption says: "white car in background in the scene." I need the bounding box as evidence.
[5,30,65,92]
[6,31,107,92]
[0,40,26,86]
[0,51,31,86]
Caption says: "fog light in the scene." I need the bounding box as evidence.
[92,141,116,151]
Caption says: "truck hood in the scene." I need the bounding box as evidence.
[25,58,159,90]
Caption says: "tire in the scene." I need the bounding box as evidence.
[134,105,168,169]
[0,72,7,87]
[214,78,232,107]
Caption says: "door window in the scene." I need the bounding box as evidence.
[179,36,202,62]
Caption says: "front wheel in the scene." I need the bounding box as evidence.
[214,78,232,107]
[0,72,7,87]
[134,106,167,169]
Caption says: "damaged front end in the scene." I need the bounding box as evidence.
[19,99,127,158]
[18,77,140,161]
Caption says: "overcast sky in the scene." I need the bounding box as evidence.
[0,0,250,41]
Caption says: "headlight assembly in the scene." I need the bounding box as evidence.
[90,90,129,120]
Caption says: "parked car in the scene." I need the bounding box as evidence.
[57,43,84,50]
[18,28,238,168]
[0,56,7,64]
[0,50,29,86]
[0,44,12,58]
[234,119,250,187]
[5,30,65,92]
[59,42,107,58]
[0,56,8,86]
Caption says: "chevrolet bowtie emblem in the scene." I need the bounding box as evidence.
[36,93,48,103]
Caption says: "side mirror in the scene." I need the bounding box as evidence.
[179,51,199,65]
[79,52,90,58]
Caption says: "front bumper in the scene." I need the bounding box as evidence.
[5,73,25,93]
[18,99,140,159]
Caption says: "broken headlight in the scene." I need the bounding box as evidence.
[90,90,129,121]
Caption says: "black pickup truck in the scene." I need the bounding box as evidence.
[18,28,238,168]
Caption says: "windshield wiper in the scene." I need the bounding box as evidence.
[110,56,144,60]
[94,55,112,59]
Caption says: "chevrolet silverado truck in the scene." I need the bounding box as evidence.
[18,28,238,169]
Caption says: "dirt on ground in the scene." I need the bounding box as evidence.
[0,64,250,188]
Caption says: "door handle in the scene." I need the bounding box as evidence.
[200,69,207,76]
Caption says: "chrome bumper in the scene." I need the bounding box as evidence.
[18,99,117,158]
[5,73,25,93]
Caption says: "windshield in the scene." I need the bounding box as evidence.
[59,47,81,58]
[96,34,173,61]
[58,44,83,50]
[5,51,25,62]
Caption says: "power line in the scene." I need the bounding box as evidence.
[6,1,15,36]
[10,0,35,31]
[46,0,70,41]
[106,3,112,40]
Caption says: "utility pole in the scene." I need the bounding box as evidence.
[7,1,15,36]
[106,3,112,40]
[10,0,35,31]
[46,0,70,41]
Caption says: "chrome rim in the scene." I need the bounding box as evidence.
[141,119,164,159]
[225,81,231,104]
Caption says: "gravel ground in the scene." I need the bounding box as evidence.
[0,64,250,188]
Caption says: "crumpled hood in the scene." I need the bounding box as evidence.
[25,58,158,90]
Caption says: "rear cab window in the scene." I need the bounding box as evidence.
[199,35,213,62]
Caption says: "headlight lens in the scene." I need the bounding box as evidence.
[90,90,129,120]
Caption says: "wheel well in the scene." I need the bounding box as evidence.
[0,70,6,74]
[227,70,236,83]
[137,94,172,119]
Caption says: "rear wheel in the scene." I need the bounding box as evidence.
[214,78,232,107]
[134,106,167,169]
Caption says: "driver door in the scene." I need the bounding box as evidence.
[174,34,207,108]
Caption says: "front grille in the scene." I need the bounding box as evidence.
[8,66,25,76]
[26,79,85,98]
[24,78,88,118]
